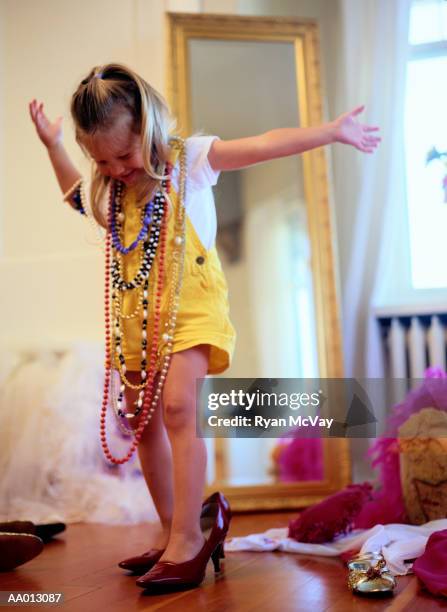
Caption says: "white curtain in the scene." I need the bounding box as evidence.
[332,0,412,378]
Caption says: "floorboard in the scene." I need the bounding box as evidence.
[0,513,444,611]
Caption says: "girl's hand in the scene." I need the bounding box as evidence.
[331,105,381,153]
[29,99,63,150]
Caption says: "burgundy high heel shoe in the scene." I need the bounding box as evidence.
[200,491,231,533]
[118,491,230,573]
[136,502,227,590]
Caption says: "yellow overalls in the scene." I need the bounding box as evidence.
[115,146,236,375]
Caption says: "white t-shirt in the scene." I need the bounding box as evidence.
[171,136,221,250]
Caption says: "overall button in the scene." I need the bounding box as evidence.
[196,256,205,265]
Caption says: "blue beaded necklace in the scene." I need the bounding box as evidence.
[111,181,160,254]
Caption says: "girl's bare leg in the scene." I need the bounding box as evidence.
[124,371,174,550]
[158,344,210,563]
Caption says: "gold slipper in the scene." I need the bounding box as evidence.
[347,553,396,596]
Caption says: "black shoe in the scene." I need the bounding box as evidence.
[0,521,66,543]
[34,523,66,543]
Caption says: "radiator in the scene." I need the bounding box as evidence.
[379,314,447,380]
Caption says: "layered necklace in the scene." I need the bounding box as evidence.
[100,138,186,464]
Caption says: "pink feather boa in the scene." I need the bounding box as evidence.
[354,367,447,529]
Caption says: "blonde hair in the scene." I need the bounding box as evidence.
[71,63,174,225]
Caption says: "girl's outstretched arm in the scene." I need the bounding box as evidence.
[208,105,381,172]
[29,99,81,195]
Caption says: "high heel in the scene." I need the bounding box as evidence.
[202,491,232,524]
[211,542,224,572]
[118,491,231,574]
[136,502,227,590]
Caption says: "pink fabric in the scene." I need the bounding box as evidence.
[283,370,447,533]
[288,483,373,544]
[355,369,447,528]
[387,371,447,435]
[277,438,324,482]
[354,437,408,528]
[413,529,447,597]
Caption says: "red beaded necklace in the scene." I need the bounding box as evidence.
[100,167,172,465]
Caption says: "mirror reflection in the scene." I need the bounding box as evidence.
[189,38,321,487]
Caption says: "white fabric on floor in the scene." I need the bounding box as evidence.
[224,519,447,576]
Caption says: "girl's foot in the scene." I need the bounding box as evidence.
[136,504,227,590]
[158,531,206,564]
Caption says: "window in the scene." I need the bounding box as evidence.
[405,0,447,289]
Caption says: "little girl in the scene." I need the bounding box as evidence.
[29,63,380,592]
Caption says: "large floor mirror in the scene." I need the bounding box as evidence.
[167,13,350,510]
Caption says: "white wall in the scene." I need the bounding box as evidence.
[0,0,166,347]
[0,5,5,256]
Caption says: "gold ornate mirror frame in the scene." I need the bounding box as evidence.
[166,12,350,510]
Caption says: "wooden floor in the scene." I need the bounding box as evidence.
[0,512,444,611]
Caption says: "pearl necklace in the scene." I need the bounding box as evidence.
[110,369,135,436]
[100,142,186,463]
[110,176,167,393]
[100,191,167,461]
